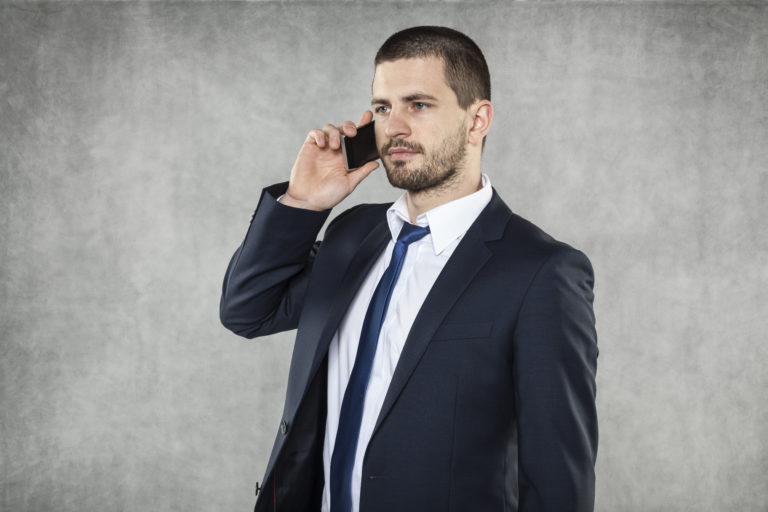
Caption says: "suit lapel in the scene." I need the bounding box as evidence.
[371,191,511,437]
[292,218,391,415]
[262,206,391,486]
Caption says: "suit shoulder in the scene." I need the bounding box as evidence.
[500,209,592,267]
[494,208,595,317]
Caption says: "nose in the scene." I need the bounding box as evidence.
[384,108,411,139]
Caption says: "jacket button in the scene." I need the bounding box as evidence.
[280,420,288,435]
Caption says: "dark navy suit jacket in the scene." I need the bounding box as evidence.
[220,182,598,512]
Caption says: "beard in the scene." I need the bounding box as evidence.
[381,124,468,193]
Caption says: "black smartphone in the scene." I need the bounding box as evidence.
[342,121,379,170]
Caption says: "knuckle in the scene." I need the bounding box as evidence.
[309,129,325,145]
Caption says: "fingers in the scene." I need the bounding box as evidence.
[307,129,326,148]
[357,110,373,127]
[306,126,341,149]
[307,117,366,150]
[338,111,372,138]
[339,120,357,138]
[320,123,342,150]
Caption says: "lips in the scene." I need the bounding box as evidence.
[388,147,421,160]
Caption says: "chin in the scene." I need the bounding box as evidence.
[383,161,412,188]
[384,162,458,194]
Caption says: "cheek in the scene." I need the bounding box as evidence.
[421,127,446,150]
[374,125,385,147]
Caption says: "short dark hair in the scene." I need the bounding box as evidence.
[375,26,491,110]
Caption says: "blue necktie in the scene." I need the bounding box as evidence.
[330,222,431,512]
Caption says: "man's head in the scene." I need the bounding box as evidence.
[371,27,493,196]
[375,26,491,110]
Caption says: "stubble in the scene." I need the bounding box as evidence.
[382,124,468,195]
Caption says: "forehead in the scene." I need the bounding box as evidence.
[372,57,456,102]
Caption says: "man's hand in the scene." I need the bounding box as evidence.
[281,111,380,211]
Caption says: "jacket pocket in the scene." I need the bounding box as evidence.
[431,321,493,341]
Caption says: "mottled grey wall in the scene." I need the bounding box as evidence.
[1,1,766,511]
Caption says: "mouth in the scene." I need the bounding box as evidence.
[387,148,421,161]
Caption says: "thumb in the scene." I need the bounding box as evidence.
[347,160,379,188]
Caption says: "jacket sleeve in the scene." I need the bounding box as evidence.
[514,247,599,511]
[219,182,331,339]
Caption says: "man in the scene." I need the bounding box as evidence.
[220,26,598,512]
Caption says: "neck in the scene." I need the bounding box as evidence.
[405,166,483,223]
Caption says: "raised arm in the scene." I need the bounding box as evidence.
[219,183,329,338]
[220,111,379,339]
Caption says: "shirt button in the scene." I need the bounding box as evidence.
[280,420,288,435]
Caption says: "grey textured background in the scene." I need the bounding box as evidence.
[1,1,767,511]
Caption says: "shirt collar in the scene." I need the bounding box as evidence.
[386,173,493,255]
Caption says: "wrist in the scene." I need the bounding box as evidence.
[279,190,327,211]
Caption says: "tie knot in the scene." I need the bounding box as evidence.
[396,223,430,246]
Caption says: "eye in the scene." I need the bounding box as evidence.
[413,102,429,110]
[374,105,390,115]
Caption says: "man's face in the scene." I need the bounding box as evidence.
[371,57,470,193]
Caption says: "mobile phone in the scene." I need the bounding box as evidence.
[342,121,379,170]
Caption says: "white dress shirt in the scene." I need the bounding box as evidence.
[321,174,493,512]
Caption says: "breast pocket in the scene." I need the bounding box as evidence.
[431,321,493,341]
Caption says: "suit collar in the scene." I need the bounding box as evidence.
[478,188,513,241]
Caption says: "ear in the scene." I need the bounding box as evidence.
[467,100,493,146]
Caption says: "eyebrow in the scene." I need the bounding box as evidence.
[371,93,439,105]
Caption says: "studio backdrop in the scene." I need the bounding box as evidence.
[1,2,766,511]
